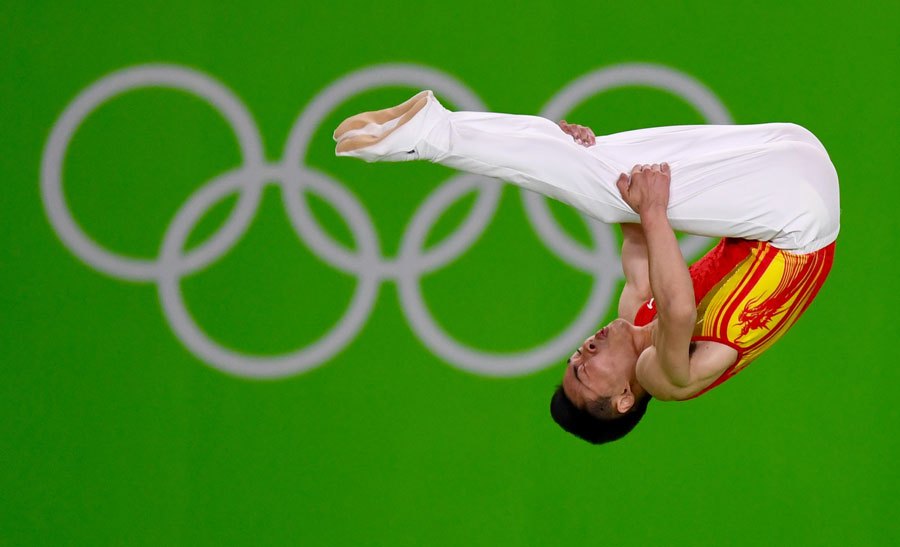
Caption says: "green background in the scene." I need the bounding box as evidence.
[3,1,898,545]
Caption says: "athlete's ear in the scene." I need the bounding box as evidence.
[615,387,635,414]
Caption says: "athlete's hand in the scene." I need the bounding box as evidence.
[557,120,595,147]
[616,163,671,217]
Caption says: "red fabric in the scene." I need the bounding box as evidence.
[687,241,835,398]
[633,238,836,397]
[634,238,755,327]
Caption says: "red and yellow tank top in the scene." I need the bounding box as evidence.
[634,238,835,398]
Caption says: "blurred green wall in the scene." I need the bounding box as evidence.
[2,1,898,545]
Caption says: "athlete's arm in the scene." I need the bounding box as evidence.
[616,164,698,399]
[618,223,651,320]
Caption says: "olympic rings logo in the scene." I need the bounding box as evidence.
[40,62,732,379]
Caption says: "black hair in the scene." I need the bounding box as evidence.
[550,385,651,444]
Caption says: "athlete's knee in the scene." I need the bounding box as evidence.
[772,123,829,156]
[768,140,834,177]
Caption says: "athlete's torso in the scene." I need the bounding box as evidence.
[634,238,835,397]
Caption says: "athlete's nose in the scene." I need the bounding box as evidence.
[582,337,597,353]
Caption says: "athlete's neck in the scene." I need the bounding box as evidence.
[633,322,655,355]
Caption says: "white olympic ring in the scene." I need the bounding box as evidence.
[40,62,732,379]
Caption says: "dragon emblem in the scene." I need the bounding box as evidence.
[734,256,809,343]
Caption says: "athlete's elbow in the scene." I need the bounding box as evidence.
[646,379,695,401]
[646,386,680,401]
[663,368,693,390]
[654,378,704,400]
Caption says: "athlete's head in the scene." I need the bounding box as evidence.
[550,318,652,444]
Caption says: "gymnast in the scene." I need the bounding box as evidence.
[333,90,839,444]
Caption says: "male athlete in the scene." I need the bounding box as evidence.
[333,90,839,444]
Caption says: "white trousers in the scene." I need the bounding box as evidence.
[413,107,840,253]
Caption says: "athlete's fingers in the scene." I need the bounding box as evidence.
[642,164,652,171]
[616,173,630,197]
[631,164,643,176]
[570,124,586,144]
[580,128,591,146]
[651,163,660,171]
[661,162,670,174]
[558,121,595,146]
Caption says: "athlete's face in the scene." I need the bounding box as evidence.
[561,318,645,416]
